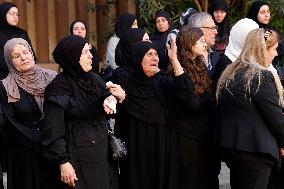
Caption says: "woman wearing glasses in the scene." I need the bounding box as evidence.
[0,2,35,80]
[215,28,284,189]
[0,38,57,189]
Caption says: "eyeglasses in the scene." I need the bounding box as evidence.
[7,11,19,17]
[200,26,218,31]
[196,37,207,45]
[264,29,271,41]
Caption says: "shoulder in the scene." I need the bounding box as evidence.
[45,95,71,109]
[108,35,119,45]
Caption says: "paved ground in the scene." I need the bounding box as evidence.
[2,163,231,189]
[219,162,231,189]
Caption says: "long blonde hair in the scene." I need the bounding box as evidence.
[216,28,283,106]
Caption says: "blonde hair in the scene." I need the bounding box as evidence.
[216,28,283,106]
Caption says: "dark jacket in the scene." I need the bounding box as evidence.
[212,53,232,90]
[208,48,220,78]
[42,73,112,189]
[215,69,284,161]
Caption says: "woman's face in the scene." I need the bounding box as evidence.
[192,36,207,58]
[132,19,138,28]
[213,10,226,23]
[155,17,169,33]
[79,43,93,72]
[72,22,87,38]
[11,44,35,72]
[6,7,19,26]
[257,5,270,25]
[266,42,278,65]
[141,48,159,77]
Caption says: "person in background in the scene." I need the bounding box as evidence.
[0,2,36,80]
[112,28,149,83]
[208,0,231,55]
[215,28,284,189]
[43,35,121,189]
[105,13,137,71]
[166,7,197,45]
[70,19,100,74]
[150,11,173,71]
[247,1,284,84]
[0,38,57,189]
[212,18,259,88]
[187,12,219,78]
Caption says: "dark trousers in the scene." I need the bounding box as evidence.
[0,165,3,189]
[268,157,284,189]
[177,134,219,189]
[225,150,273,189]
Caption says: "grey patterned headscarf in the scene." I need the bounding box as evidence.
[2,38,57,112]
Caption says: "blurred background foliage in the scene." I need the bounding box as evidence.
[136,0,284,35]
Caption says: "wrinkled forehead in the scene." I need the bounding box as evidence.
[4,39,31,57]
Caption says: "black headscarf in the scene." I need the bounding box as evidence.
[0,2,36,79]
[151,11,172,71]
[115,13,136,38]
[130,41,158,78]
[69,19,87,38]
[47,35,102,118]
[209,0,230,41]
[0,2,24,34]
[153,11,172,35]
[247,1,270,29]
[69,19,100,73]
[126,41,168,124]
[115,28,146,67]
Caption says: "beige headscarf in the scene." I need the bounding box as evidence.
[2,38,57,112]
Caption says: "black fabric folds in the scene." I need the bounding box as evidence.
[115,28,146,67]
[115,13,136,38]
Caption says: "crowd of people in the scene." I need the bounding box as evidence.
[0,0,284,189]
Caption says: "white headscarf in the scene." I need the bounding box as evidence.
[225,18,259,62]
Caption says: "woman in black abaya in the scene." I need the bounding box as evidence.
[0,2,35,79]
[150,12,172,71]
[43,35,120,189]
[0,38,57,189]
[108,41,180,189]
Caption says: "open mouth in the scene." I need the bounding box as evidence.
[150,63,157,67]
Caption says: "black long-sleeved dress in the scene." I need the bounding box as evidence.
[116,71,178,189]
[173,73,218,189]
[42,74,113,189]
[0,82,57,189]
